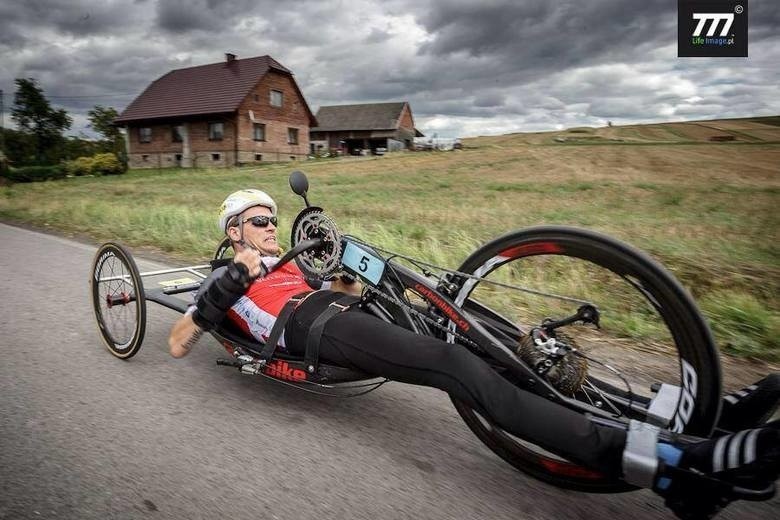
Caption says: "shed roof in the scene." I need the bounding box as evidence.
[312,102,412,131]
[115,55,314,125]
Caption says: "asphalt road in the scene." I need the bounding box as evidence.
[0,222,776,520]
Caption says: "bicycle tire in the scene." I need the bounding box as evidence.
[90,242,147,359]
[214,237,233,260]
[448,226,721,492]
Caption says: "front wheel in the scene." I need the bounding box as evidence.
[448,226,721,492]
[90,243,146,359]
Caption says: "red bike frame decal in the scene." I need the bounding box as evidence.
[264,360,308,382]
[414,283,471,332]
[539,458,604,479]
[499,242,563,259]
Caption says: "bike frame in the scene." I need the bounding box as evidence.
[367,256,648,425]
[116,240,657,425]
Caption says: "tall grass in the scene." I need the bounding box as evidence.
[1,133,778,361]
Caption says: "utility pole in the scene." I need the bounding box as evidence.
[0,89,5,153]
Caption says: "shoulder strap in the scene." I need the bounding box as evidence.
[258,294,307,362]
[304,295,360,373]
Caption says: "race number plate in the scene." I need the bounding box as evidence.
[342,241,385,286]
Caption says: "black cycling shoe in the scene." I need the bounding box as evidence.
[655,422,779,520]
[717,374,780,432]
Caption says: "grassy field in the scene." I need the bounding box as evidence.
[1,118,778,363]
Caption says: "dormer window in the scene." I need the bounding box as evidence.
[270,90,283,107]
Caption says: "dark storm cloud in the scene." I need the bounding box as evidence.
[156,0,218,33]
[1,0,778,139]
[417,1,672,58]
[0,0,141,39]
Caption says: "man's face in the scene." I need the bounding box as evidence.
[234,205,280,256]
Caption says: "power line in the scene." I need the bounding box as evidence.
[0,91,135,100]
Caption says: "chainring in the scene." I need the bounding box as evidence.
[517,331,588,395]
[290,207,343,279]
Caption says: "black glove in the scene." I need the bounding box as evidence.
[191,261,254,330]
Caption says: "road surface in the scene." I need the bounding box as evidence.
[0,223,776,519]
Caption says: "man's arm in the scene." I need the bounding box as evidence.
[168,249,264,358]
[169,313,203,358]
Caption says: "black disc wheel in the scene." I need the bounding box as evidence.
[90,243,146,359]
[214,237,233,260]
[448,226,721,492]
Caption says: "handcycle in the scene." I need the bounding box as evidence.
[90,171,774,514]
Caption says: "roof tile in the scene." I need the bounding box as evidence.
[312,102,409,131]
[115,55,290,123]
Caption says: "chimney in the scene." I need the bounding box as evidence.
[226,53,236,63]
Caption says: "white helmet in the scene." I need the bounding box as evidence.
[218,189,277,234]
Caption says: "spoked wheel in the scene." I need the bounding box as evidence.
[448,226,721,492]
[90,243,146,359]
[214,237,233,260]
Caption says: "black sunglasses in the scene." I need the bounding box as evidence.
[242,215,278,228]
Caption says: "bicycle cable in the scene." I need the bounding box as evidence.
[344,236,592,306]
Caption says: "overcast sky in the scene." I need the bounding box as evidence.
[1,0,778,138]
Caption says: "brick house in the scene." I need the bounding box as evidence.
[115,54,316,168]
[309,102,423,155]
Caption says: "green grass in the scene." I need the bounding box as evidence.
[1,129,779,362]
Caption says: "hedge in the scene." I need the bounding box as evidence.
[65,153,125,176]
[2,164,67,182]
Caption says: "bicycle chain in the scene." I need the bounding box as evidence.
[361,285,483,351]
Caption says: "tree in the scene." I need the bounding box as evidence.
[11,78,72,164]
[88,106,121,143]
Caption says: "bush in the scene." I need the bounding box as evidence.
[2,164,67,182]
[65,153,126,177]
[65,156,95,176]
[92,153,125,175]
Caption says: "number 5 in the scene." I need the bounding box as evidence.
[359,256,369,272]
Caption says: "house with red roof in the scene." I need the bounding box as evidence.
[115,54,316,168]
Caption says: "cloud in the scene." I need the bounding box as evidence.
[0,0,778,140]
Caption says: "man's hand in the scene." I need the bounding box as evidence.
[233,249,266,279]
[331,274,363,296]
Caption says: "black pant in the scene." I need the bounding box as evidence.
[285,291,627,476]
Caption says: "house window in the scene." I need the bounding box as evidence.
[290,156,296,161]
[141,154,149,161]
[175,154,182,162]
[172,125,183,143]
[254,94,259,102]
[208,122,224,141]
[253,123,266,141]
[255,154,262,161]
[270,89,283,107]
[212,153,221,161]
[287,127,299,145]
[139,127,152,143]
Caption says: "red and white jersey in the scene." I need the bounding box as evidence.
[226,257,325,348]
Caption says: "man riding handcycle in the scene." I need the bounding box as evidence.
[93,172,779,520]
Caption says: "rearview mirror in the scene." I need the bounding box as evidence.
[289,170,309,197]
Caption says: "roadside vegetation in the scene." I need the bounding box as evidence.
[1,119,778,362]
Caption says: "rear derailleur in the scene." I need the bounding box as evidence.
[517,305,599,394]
